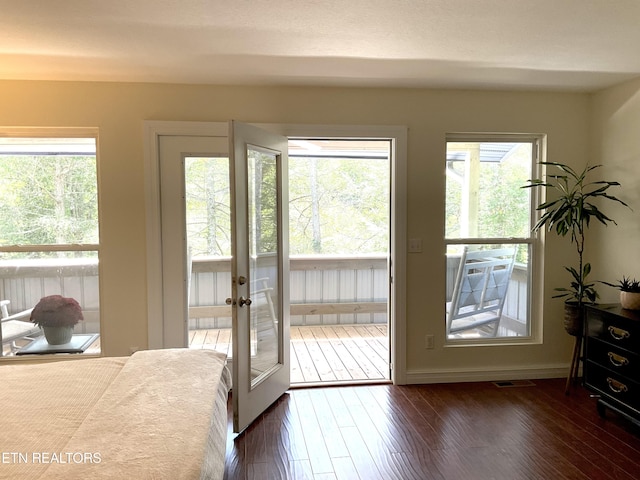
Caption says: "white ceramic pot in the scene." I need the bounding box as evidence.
[43,325,74,345]
[620,291,640,310]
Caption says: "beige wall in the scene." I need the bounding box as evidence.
[0,80,593,380]
[590,79,640,302]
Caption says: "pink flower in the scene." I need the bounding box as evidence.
[30,295,84,328]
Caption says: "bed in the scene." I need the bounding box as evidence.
[0,348,231,480]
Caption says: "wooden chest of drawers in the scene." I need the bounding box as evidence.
[584,304,640,426]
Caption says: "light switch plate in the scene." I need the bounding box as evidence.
[408,238,422,253]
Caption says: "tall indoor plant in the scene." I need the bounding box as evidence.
[523,162,628,335]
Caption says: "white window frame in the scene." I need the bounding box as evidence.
[0,127,102,359]
[444,132,545,345]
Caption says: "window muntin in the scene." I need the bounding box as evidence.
[0,135,100,357]
[445,137,537,341]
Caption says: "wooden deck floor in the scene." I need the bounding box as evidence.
[189,324,390,384]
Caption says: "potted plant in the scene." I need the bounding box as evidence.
[601,276,640,310]
[523,162,629,335]
[30,295,84,345]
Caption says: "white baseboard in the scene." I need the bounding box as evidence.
[404,364,570,385]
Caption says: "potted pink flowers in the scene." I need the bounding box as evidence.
[30,295,84,345]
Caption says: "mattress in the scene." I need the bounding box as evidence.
[0,348,231,480]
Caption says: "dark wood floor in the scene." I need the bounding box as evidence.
[224,379,640,480]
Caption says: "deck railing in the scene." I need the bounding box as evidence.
[0,258,100,334]
[188,255,389,328]
[1,255,529,332]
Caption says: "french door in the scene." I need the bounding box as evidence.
[148,120,407,413]
[229,121,290,432]
[157,122,290,433]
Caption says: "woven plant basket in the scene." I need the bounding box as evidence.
[563,302,583,337]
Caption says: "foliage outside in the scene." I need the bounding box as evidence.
[445,142,532,264]
[2,146,391,259]
[0,154,98,254]
[185,153,390,258]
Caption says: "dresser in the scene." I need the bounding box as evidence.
[584,304,640,426]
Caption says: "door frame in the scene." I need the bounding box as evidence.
[143,120,408,384]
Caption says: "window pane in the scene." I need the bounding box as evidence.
[0,250,100,356]
[446,142,532,239]
[0,138,98,246]
[185,156,231,257]
[446,243,530,339]
[184,156,233,348]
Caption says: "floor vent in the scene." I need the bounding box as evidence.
[493,380,536,388]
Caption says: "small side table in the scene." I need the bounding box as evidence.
[16,334,100,355]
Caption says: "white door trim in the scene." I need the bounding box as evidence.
[143,121,229,349]
[143,120,408,384]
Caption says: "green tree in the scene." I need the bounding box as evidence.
[289,156,390,255]
[185,157,231,256]
[0,155,98,248]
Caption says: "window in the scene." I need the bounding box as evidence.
[445,135,539,341]
[0,134,100,357]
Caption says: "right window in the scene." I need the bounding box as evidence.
[445,135,539,341]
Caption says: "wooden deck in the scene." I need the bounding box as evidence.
[189,324,390,384]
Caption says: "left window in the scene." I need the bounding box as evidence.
[0,133,100,357]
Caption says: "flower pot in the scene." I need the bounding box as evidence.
[563,302,583,336]
[620,291,640,310]
[43,325,74,345]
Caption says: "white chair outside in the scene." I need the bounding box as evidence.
[251,277,278,333]
[1,300,40,356]
[446,246,517,338]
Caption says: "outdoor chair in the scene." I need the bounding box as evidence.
[0,300,40,356]
[251,277,278,334]
[446,246,516,337]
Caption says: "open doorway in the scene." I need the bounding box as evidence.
[286,138,391,384]
[184,138,392,385]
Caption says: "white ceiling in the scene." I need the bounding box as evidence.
[2,0,640,92]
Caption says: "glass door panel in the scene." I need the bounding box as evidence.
[184,155,233,358]
[247,149,280,384]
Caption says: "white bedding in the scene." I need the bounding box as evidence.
[0,349,231,480]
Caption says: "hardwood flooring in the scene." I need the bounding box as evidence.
[224,379,640,480]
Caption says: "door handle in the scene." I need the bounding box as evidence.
[226,296,252,306]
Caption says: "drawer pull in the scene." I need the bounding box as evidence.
[606,377,628,394]
[607,326,630,341]
[607,352,629,367]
